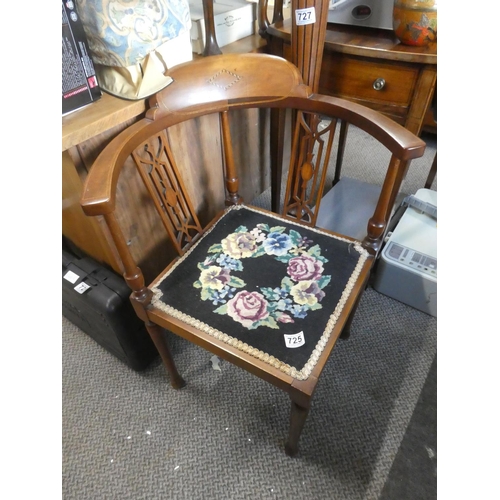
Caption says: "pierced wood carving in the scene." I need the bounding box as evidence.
[132,131,203,255]
[282,111,336,226]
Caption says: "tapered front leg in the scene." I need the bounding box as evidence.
[339,317,353,340]
[146,323,185,389]
[285,400,310,457]
[339,301,358,340]
[340,279,369,340]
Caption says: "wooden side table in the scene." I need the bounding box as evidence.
[262,15,436,234]
[63,94,148,276]
[266,19,437,136]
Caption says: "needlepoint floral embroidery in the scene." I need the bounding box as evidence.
[193,223,331,330]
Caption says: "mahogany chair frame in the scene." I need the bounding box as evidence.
[80,53,425,456]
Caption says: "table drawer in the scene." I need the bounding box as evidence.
[319,53,419,107]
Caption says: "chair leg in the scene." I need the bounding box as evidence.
[339,286,366,340]
[145,323,186,389]
[339,324,352,340]
[424,152,437,189]
[270,107,286,213]
[332,120,349,186]
[285,399,310,457]
[339,299,359,340]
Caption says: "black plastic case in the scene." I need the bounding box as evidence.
[62,251,158,370]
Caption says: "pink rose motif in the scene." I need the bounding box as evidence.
[287,254,324,281]
[227,291,269,328]
[276,312,294,323]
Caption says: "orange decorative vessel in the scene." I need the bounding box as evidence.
[393,0,437,47]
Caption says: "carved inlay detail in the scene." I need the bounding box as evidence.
[208,69,242,90]
[164,186,177,207]
[301,161,314,182]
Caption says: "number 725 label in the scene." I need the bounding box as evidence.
[284,332,305,348]
[295,7,316,26]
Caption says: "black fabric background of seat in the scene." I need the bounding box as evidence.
[153,206,365,374]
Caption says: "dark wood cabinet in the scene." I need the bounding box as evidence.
[267,20,437,135]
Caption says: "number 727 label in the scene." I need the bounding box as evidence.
[284,332,305,348]
[295,7,316,26]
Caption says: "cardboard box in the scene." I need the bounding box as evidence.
[62,1,101,115]
[189,0,257,54]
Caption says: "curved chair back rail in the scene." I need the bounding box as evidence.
[79,52,426,457]
[81,54,425,217]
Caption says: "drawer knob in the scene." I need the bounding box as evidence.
[373,78,386,91]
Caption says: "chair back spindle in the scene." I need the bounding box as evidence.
[220,110,243,206]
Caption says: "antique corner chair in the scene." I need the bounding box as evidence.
[80,53,426,456]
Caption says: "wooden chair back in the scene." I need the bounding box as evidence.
[81,53,424,263]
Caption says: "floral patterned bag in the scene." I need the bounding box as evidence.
[73,0,192,99]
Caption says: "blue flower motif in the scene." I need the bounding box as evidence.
[273,287,289,299]
[263,232,293,256]
[216,254,241,271]
[289,304,309,319]
[210,292,226,305]
[209,285,237,305]
[276,298,293,311]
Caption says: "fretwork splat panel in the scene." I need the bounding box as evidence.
[132,131,203,254]
[282,112,337,226]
